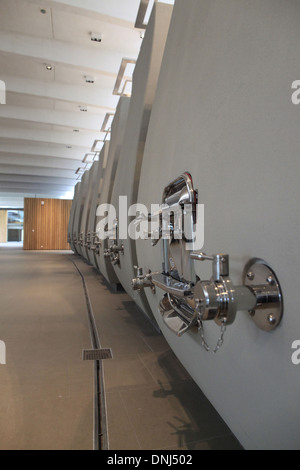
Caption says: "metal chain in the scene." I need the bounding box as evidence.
[198,318,227,354]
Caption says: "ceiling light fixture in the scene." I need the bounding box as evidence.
[45,64,52,71]
[90,32,102,43]
[85,75,95,84]
[40,8,47,14]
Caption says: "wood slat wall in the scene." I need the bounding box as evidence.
[0,210,7,243]
[23,198,72,250]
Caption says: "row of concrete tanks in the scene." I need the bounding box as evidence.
[68,0,300,451]
[68,2,173,325]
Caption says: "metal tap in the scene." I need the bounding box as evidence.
[90,233,101,254]
[104,243,124,265]
[132,266,156,293]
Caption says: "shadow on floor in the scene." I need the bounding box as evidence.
[151,353,243,450]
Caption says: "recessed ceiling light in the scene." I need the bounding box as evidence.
[85,75,95,84]
[45,64,52,71]
[90,32,102,43]
[40,8,47,14]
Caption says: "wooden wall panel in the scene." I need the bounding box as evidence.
[23,198,72,250]
[0,210,7,243]
[23,199,37,250]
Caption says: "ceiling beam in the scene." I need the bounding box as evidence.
[0,153,81,170]
[0,164,79,179]
[0,105,106,132]
[0,186,75,196]
[0,143,86,160]
[0,125,100,149]
[2,75,119,110]
[26,0,141,25]
[0,31,134,75]
[0,185,74,195]
[0,174,77,186]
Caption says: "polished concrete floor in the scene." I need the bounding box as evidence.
[0,247,243,450]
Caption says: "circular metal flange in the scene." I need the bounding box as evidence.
[243,258,283,331]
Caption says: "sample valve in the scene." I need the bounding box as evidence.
[104,243,124,265]
[132,266,156,293]
[90,232,101,254]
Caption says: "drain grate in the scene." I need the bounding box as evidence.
[83,348,113,361]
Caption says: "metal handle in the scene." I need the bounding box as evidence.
[131,267,157,293]
[191,252,229,280]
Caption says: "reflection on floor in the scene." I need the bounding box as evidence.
[0,248,243,450]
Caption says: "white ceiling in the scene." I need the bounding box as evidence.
[0,0,147,207]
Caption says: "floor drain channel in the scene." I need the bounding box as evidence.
[71,257,110,450]
[83,348,113,361]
